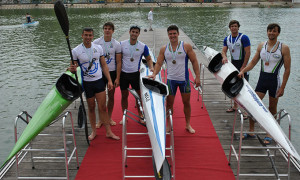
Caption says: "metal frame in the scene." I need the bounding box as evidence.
[12,111,79,180]
[228,109,298,179]
[122,109,175,179]
[197,63,230,109]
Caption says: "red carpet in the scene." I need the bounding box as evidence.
[75,71,235,180]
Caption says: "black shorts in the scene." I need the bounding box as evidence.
[120,71,140,91]
[102,71,117,86]
[255,71,279,98]
[232,60,249,81]
[83,78,105,99]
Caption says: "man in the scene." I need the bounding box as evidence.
[26,13,33,23]
[93,22,121,128]
[238,23,291,144]
[148,25,200,134]
[119,25,154,124]
[148,8,153,31]
[69,27,119,141]
[221,20,251,118]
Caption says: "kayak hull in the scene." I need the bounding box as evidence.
[140,52,169,172]
[22,21,39,27]
[2,69,82,167]
[203,46,300,161]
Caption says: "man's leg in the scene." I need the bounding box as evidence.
[166,95,175,133]
[120,89,129,124]
[107,88,116,125]
[95,91,119,140]
[86,97,97,140]
[181,93,195,134]
[263,96,279,144]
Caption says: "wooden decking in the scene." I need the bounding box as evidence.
[1,28,300,179]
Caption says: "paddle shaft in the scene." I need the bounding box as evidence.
[54,0,89,145]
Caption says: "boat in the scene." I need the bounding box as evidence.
[139,51,170,175]
[1,68,82,168]
[22,21,39,27]
[202,46,300,161]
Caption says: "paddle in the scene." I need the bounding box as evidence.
[54,0,89,146]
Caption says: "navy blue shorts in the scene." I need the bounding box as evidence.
[167,79,191,96]
[232,60,249,81]
[102,71,117,86]
[255,71,280,98]
[120,71,140,91]
[83,78,105,99]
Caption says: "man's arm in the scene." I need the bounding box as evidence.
[100,56,113,90]
[241,45,251,71]
[238,42,263,78]
[276,44,291,97]
[185,43,200,87]
[148,46,165,79]
[221,45,229,64]
[115,53,122,87]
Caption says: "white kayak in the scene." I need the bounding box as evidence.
[22,21,39,27]
[203,46,300,161]
[140,51,169,173]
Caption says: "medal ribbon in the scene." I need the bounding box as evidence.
[129,40,138,61]
[266,41,278,63]
[230,34,240,51]
[104,40,112,58]
[169,41,180,60]
[82,43,94,74]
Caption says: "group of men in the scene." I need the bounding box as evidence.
[222,20,291,145]
[68,23,201,141]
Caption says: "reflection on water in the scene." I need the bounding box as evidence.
[1,7,300,164]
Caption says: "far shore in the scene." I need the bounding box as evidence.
[0,1,299,10]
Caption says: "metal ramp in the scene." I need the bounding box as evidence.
[0,111,79,180]
[121,106,175,179]
[228,109,300,179]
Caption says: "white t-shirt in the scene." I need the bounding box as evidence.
[148,10,153,21]
[93,37,121,72]
[72,43,104,82]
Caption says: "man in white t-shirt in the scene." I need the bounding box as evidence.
[93,22,121,128]
[148,8,153,31]
[119,25,154,124]
[69,27,119,141]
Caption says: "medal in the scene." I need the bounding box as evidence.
[172,60,176,64]
[265,62,269,66]
[130,58,134,62]
[232,49,234,53]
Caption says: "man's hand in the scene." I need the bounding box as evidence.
[194,76,200,87]
[107,81,114,91]
[222,57,228,64]
[276,87,285,98]
[147,73,156,80]
[114,78,120,88]
[68,64,77,73]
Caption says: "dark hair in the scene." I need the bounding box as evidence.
[267,23,281,33]
[167,25,179,33]
[82,27,94,34]
[130,25,140,32]
[229,20,240,28]
[103,22,115,31]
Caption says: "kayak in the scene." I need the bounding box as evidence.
[22,21,39,27]
[203,46,300,161]
[1,68,82,168]
[140,51,169,173]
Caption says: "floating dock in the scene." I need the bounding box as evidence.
[1,28,300,179]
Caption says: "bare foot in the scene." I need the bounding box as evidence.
[106,133,120,140]
[88,131,97,140]
[119,120,123,125]
[186,126,195,134]
[96,122,102,129]
[110,120,116,126]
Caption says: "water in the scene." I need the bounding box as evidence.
[1,7,300,164]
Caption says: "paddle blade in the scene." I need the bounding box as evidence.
[54,0,69,37]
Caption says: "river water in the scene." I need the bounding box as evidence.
[1,7,300,164]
